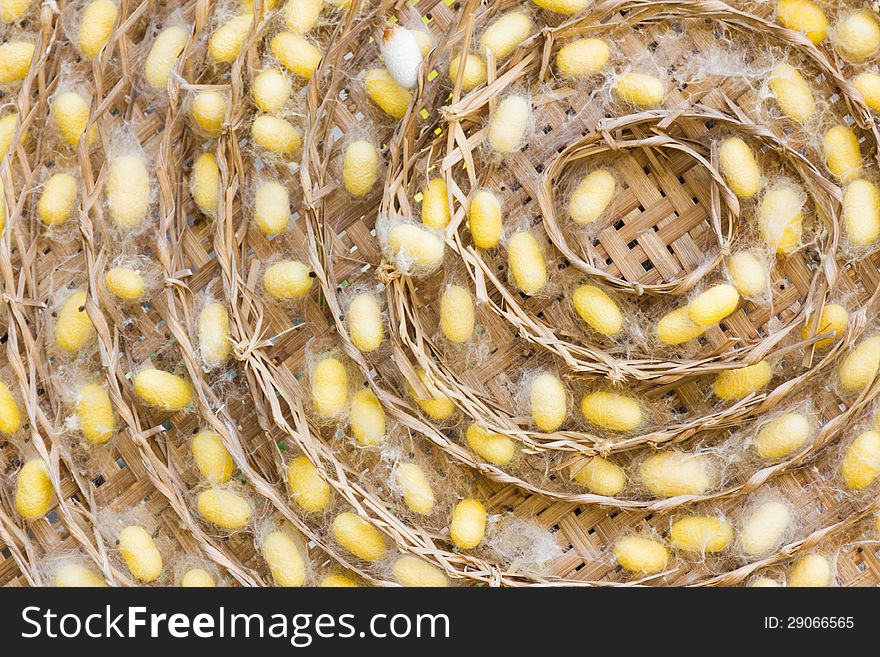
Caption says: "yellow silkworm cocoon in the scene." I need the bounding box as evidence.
[254,181,290,236]
[448,53,487,91]
[581,391,642,432]
[0,40,34,84]
[613,536,668,574]
[0,0,30,21]
[0,112,17,157]
[440,284,475,343]
[569,169,616,225]
[107,154,150,229]
[181,568,215,587]
[468,190,502,248]
[656,306,706,345]
[191,91,226,137]
[364,68,412,119]
[776,0,828,44]
[841,430,880,489]
[410,369,455,420]
[740,501,792,556]
[854,72,880,111]
[191,152,219,215]
[758,185,803,254]
[789,554,832,587]
[15,459,53,520]
[465,423,515,466]
[572,456,625,496]
[395,462,435,515]
[76,384,115,445]
[52,91,95,147]
[572,285,623,336]
[755,413,810,460]
[387,223,444,270]
[752,577,784,587]
[393,556,448,587]
[613,72,665,107]
[727,252,768,297]
[209,14,253,63]
[449,498,487,549]
[480,12,532,59]
[640,452,711,497]
[38,173,78,226]
[0,380,21,434]
[349,388,385,446]
[835,10,880,61]
[0,178,5,232]
[192,430,234,484]
[718,137,761,199]
[488,95,530,154]
[507,231,547,295]
[555,38,610,78]
[320,575,356,587]
[271,32,321,79]
[312,357,348,418]
[713,360,772,400]
[768,63,814,122]
[197,488,251,530]
[285,0,322,34]
[381,24,423,90]
[669,516,734,553]
[342,140,380,197]
[802,303,848,348]
[410,29,433,57]
[119,525,162,582]
[839,336,880,391]
[55,290,94,352]
[133,368,193,411]
[253,68,291,113]
[332,512,387,561]
[79,0,118,59]
[688,284,739,327]
[55,563,107,587]
[263,531,305,587]
[105,267,145,301]
[823,125,861,182]
[421,178,450,229]
[198,302,230,367]
[348,293,383,352]
[263,260,313,300]
[843,178,880,246]
[530,372,566,431]
[286,455,331,512]
[531,0,590,15]
[251,114,303,154]
[145,26,187,90]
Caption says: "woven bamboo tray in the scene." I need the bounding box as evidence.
[311,0,880,585]
[0,0,879,587]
